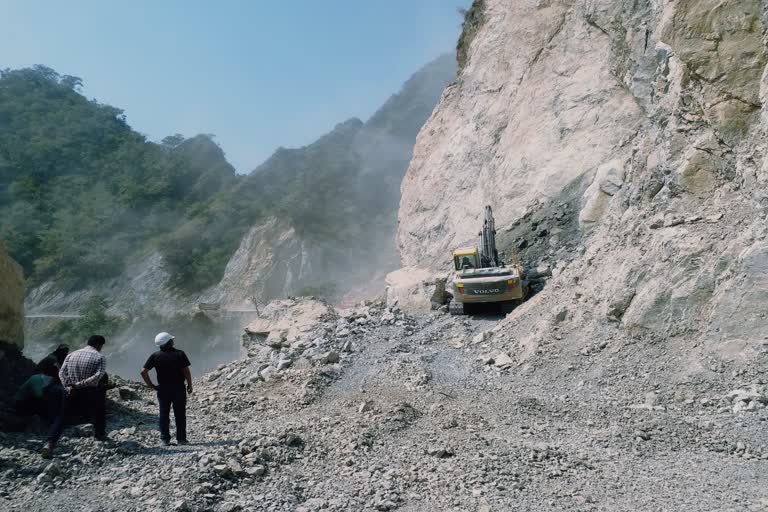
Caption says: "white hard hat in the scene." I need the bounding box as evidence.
[154,332,175,347]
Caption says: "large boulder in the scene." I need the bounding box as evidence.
[242,297,332,348]
[0,242,32,432]
[0,242,24,349]
[385,267,449,315]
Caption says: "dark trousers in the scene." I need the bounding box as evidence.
[47,383,107,445]
[158,385,187,442]
[42,384,65,423]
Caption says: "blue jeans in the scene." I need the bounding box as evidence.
[158,385,187,442]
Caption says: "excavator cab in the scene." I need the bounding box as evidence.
[453,248,480,271]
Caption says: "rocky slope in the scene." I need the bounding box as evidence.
[2,299,767,511]
[398,0,768,367]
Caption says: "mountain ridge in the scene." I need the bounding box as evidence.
[7,54,456,317]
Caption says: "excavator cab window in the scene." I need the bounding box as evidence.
[454,253,478,270]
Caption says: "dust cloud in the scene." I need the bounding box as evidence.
[25,313,246,380]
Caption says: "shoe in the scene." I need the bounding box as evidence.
[161,439,171,446]
[94,434,109,442]
[177,439,189,445]
[40,443,53,459]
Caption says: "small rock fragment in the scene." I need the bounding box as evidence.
[318,351,340,364]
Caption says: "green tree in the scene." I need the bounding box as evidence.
[0,66,236,290]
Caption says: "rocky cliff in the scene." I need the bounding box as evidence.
[0,241,24,349]
[398,0,768,363]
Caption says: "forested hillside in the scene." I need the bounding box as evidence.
[1,56,455,299]
[0,66,236,288]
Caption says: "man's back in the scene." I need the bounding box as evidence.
[144,348,191,388]
[60,346,105,388]
[14,374,53,403]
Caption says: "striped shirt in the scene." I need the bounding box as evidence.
[59,346,106,389]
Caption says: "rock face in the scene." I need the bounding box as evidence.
[398,0,768,356]
[399,0,644,265]
[0,241,24,349]
[200,217,318,309]
[25,251,184,316]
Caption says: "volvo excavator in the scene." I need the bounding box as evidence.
[448,205,527,315]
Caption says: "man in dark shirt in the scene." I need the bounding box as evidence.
[140,332,193,446]
[14,373,63,422]
[36,344,69,383]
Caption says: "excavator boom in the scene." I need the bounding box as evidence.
[480,205,500,267]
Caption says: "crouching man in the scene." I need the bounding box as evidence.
[140,332,193,446]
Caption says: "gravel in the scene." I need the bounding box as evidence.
[1,298,767,511]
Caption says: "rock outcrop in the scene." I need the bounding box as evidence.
[399,0,645,266]
[398,0,768,360]
[200,217,317,309]
[0,241,24,349]
[0,241,33,432]
[384,267,448,314]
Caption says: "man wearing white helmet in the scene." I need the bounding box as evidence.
[140,332,193,445]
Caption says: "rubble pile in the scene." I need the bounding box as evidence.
[0,295,766,510]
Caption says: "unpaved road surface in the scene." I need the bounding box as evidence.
[25,314,82,319]
[2,302,767,511]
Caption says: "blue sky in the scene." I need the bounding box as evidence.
[1,0,469,172]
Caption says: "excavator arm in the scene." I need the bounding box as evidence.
[480,205,500,267]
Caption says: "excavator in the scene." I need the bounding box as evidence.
[448,205,527,315]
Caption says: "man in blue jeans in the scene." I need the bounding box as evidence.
[140,332,193,446]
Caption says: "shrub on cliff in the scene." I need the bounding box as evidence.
[457,0,486,71]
